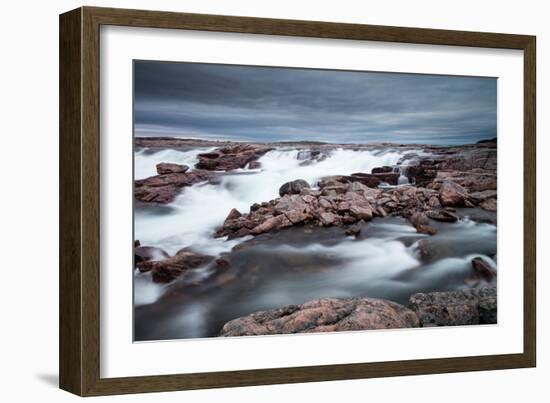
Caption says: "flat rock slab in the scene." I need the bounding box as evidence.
[219,297,420,336]
[217,287,497,337]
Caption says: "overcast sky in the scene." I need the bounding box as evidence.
[134,60,496,145]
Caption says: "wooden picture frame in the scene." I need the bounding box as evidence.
[59,6,536,396]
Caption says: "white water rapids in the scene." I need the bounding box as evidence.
[135,147,406,255]
[133,145,497,340]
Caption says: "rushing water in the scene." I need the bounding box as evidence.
[133,146,497,341]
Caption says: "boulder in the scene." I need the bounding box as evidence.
[468,257,497,283]
[219,297,420,336]
[137,250,215,283]
[439,180,469,207]
[344,192,374,221]
[408,211,437,235]
[195,144,273,171]
[250,215,292,235]
[134,170,213,204]
[279,179,311,197]
[349,205,374,220]
[415,224,437,235]
[225,208,242,221]
[156,162,189,175]
[408,287,497,326]
[319,211,338,226]
[409,211,429,227]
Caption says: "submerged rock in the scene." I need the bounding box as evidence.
[408,287,497,327]
[465,257,497,287]
[408,211,437,235]
[219,297,420,336]
[137,249,214,283]
[345,222,363,236]
[134,245,170,268]
[415,224,437,235]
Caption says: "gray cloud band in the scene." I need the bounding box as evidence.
[134,60,497,145]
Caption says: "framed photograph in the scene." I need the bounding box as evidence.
[59,6,536,396]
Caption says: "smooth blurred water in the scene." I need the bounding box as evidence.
[134,147,406,255]
[134,216,496,341]
[133,146,496,341]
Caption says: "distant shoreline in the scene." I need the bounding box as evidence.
[134,136,497,150]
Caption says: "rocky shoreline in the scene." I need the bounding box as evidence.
[219,287,497,336]
[134,137,497,336]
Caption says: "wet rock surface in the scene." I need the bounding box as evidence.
[279,179,311,196]
[195,144,273,171]
[408,287,497,327]
[465,257,497,287]
[134,169,214,204]
[133,138,498,339]
[219,297,420,336]
[215,174,495,239]
[134,245,170,266]
[218,287,497,336]
[137,249,214,283]
[155,162,189,175]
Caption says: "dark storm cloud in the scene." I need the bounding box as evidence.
[134,60,497,145]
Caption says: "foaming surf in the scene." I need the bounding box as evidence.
[134,147,216,179]
[132,145,496,338]
[135,147,414,255]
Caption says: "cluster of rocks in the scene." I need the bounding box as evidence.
[319,167,401,188]
[134,139,496,212]
[215,165,495,240]
[134,241,215,283]
[219,287,497,336]
[134,143,274,203]
[404,142,496,196]
[134,163,214,204]
[195,143,273,171]
[209,139,497,238]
